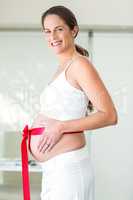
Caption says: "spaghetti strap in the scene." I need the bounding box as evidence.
[48,57,78,86]
[63,56,78,73]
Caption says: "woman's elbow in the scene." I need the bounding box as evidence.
[107,108,118,125]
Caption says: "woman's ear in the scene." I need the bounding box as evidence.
[72,26,79,38]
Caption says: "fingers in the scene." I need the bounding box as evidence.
[45,141,54,153]
[37,134,45,149]
[42,137,52,153]
[38,135,47,152]
[38,135,53,153]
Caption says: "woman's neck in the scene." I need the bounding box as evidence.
[57,50,79,69]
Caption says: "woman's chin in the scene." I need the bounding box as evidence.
[52,47,65,54]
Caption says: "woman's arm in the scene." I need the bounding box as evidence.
[59,57,118,133]
[60,110,117,133]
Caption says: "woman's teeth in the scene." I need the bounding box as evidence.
[52,41,62,46]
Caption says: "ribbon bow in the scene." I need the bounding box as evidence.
[21,125,45,200]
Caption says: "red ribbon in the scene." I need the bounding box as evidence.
[21,125,45,200]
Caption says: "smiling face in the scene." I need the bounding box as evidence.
[42,14,77,55]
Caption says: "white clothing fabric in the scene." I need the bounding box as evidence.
[40,58,90,120]
[40,145,95,200]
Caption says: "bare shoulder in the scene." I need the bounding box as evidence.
[73,55,100,82]
[73,55,111,107]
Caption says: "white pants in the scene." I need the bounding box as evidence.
[40,145,95,200]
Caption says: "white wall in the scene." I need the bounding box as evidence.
[91,32,133,200]
[0,0,132,27]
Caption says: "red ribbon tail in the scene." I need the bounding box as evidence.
[21,125,45,200]
[21,125,31,200]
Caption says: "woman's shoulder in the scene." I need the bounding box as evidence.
[73,55,96,76]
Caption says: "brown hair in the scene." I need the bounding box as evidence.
[41,5,93,112]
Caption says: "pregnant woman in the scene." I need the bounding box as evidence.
[30,5,118,200]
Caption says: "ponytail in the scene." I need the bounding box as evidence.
[75,44,89,57]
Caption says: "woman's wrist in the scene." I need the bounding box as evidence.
[59,120,83,134]
[59,120,66,134]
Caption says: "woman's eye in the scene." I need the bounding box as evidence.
[43,29,51,34]
[43,28,63,35]
[57,28,63,31]
[44,31,50,34]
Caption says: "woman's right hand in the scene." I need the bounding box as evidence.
[31,113,64,153]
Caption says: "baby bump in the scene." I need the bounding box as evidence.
[30,134,46,162]
[30,131,86,163]
[30,133,63,162]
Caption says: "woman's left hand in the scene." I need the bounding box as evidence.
[31,113,64,153]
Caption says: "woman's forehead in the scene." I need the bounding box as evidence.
[43,14,66,29]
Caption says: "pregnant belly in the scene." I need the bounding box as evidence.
[30,132,86,162]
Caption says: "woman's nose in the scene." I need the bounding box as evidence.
[50,31,58,40]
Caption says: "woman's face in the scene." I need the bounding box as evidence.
[43,14,77,55]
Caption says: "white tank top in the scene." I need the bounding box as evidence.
[40,58,90,120]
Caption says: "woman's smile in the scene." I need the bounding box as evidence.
[51,40,62,47]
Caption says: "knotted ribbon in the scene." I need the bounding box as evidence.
[21,125,45,200]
